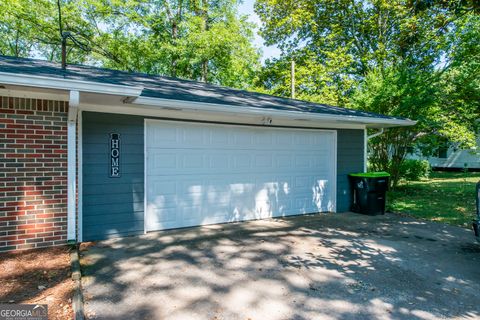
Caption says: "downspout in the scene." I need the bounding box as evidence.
[364,128,385,172]
[67,91,79,242]
[367,128,384,140]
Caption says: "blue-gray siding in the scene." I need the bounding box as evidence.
[336,129,365,212]
[82,113,364,241]
[82,112,144,241]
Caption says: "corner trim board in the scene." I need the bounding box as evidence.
[78,111,83,243]
[67,91,79,242]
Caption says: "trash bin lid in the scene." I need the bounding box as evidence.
[349,172,390,178]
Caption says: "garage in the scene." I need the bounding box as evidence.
[145,120,336,232]
[0,56,416,248]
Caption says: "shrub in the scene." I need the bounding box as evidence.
[399,159,431,181]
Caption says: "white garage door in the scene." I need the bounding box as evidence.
[145,120,336,232]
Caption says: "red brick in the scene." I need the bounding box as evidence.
[0,216,17,222]
[35,130,52,134]
[25,228,45,234]
[9,124,26,129]
[35,223,53,228]
[6,134,25,138]
[6,201,25,206]
[0,129,16,134]
[35,232,53,237]
[0,187,16,192]
[44,236,61,241]
[6,240,26,246]
[0,207,16,212]
[18,205,35,211]
[0,96,68,252]
[16,244,36,250]
[0,236,17,241]
[16,110,34,115]
[17,234,34,240]
[25,154,43,158]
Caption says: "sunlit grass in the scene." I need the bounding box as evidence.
[387,171,480,228]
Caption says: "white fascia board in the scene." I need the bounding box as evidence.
[133,96,417,128]
[0,72,143,97]
[78,103,367,130]
[0,88,69,101]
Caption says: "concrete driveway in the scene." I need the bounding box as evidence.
[80,213,480,320]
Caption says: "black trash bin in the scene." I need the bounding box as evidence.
[472,180,480,243]
[349,172,390,215]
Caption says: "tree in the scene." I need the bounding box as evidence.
[0,0,261,89]
[255,0,479,186]
[255,48,356,106]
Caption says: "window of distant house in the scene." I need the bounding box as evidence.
[437,145,448,159]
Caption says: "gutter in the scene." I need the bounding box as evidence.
[0,72,143,97]
[132,96,417,128]
[0,71,416,127]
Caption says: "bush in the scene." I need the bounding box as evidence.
[399,159,431,181]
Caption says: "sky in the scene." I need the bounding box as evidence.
[237,0,282,63]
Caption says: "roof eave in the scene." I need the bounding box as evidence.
[0,71,416,128]
[132,96,416,128]
[0,72,144,97]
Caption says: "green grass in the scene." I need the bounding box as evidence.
[387,171,480,228]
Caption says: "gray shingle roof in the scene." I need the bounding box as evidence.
[0,55,404,121]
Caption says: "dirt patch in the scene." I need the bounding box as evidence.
[0,246,74,320]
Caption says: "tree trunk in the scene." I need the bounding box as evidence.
[195,0,209,83]
[201,60,208,82]
[171,21,178,77]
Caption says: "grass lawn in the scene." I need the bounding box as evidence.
[387,171,480,228]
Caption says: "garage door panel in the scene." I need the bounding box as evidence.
[210,131,229,144]
[147,126,177,144]
[254,131,273,145]
[149,151,335,175]
[210,154,230,169]
[146,120,336,232]
[148,178,177,196]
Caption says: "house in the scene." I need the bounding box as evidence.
[0,56,415,252]
[407,136,480,170]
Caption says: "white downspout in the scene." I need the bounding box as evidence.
[363,129,368,172]
[67,91,79,242]
[364,128,385,172]
[367,128,384,140]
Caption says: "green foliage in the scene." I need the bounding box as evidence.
[255,0,479,187]
[0,0,261,89]
[398,159,431,181]
[255,48,355,106]
[352,66,437,186]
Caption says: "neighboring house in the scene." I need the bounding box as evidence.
[0,56,415,252]
[408,136,480,170]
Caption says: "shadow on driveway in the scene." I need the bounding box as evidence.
[80,212,480,320]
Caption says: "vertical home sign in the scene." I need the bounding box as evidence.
[110,133,120,178]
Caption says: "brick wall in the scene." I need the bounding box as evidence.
[0,96,69,252]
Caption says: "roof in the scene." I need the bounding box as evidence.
[0,55,412,124]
